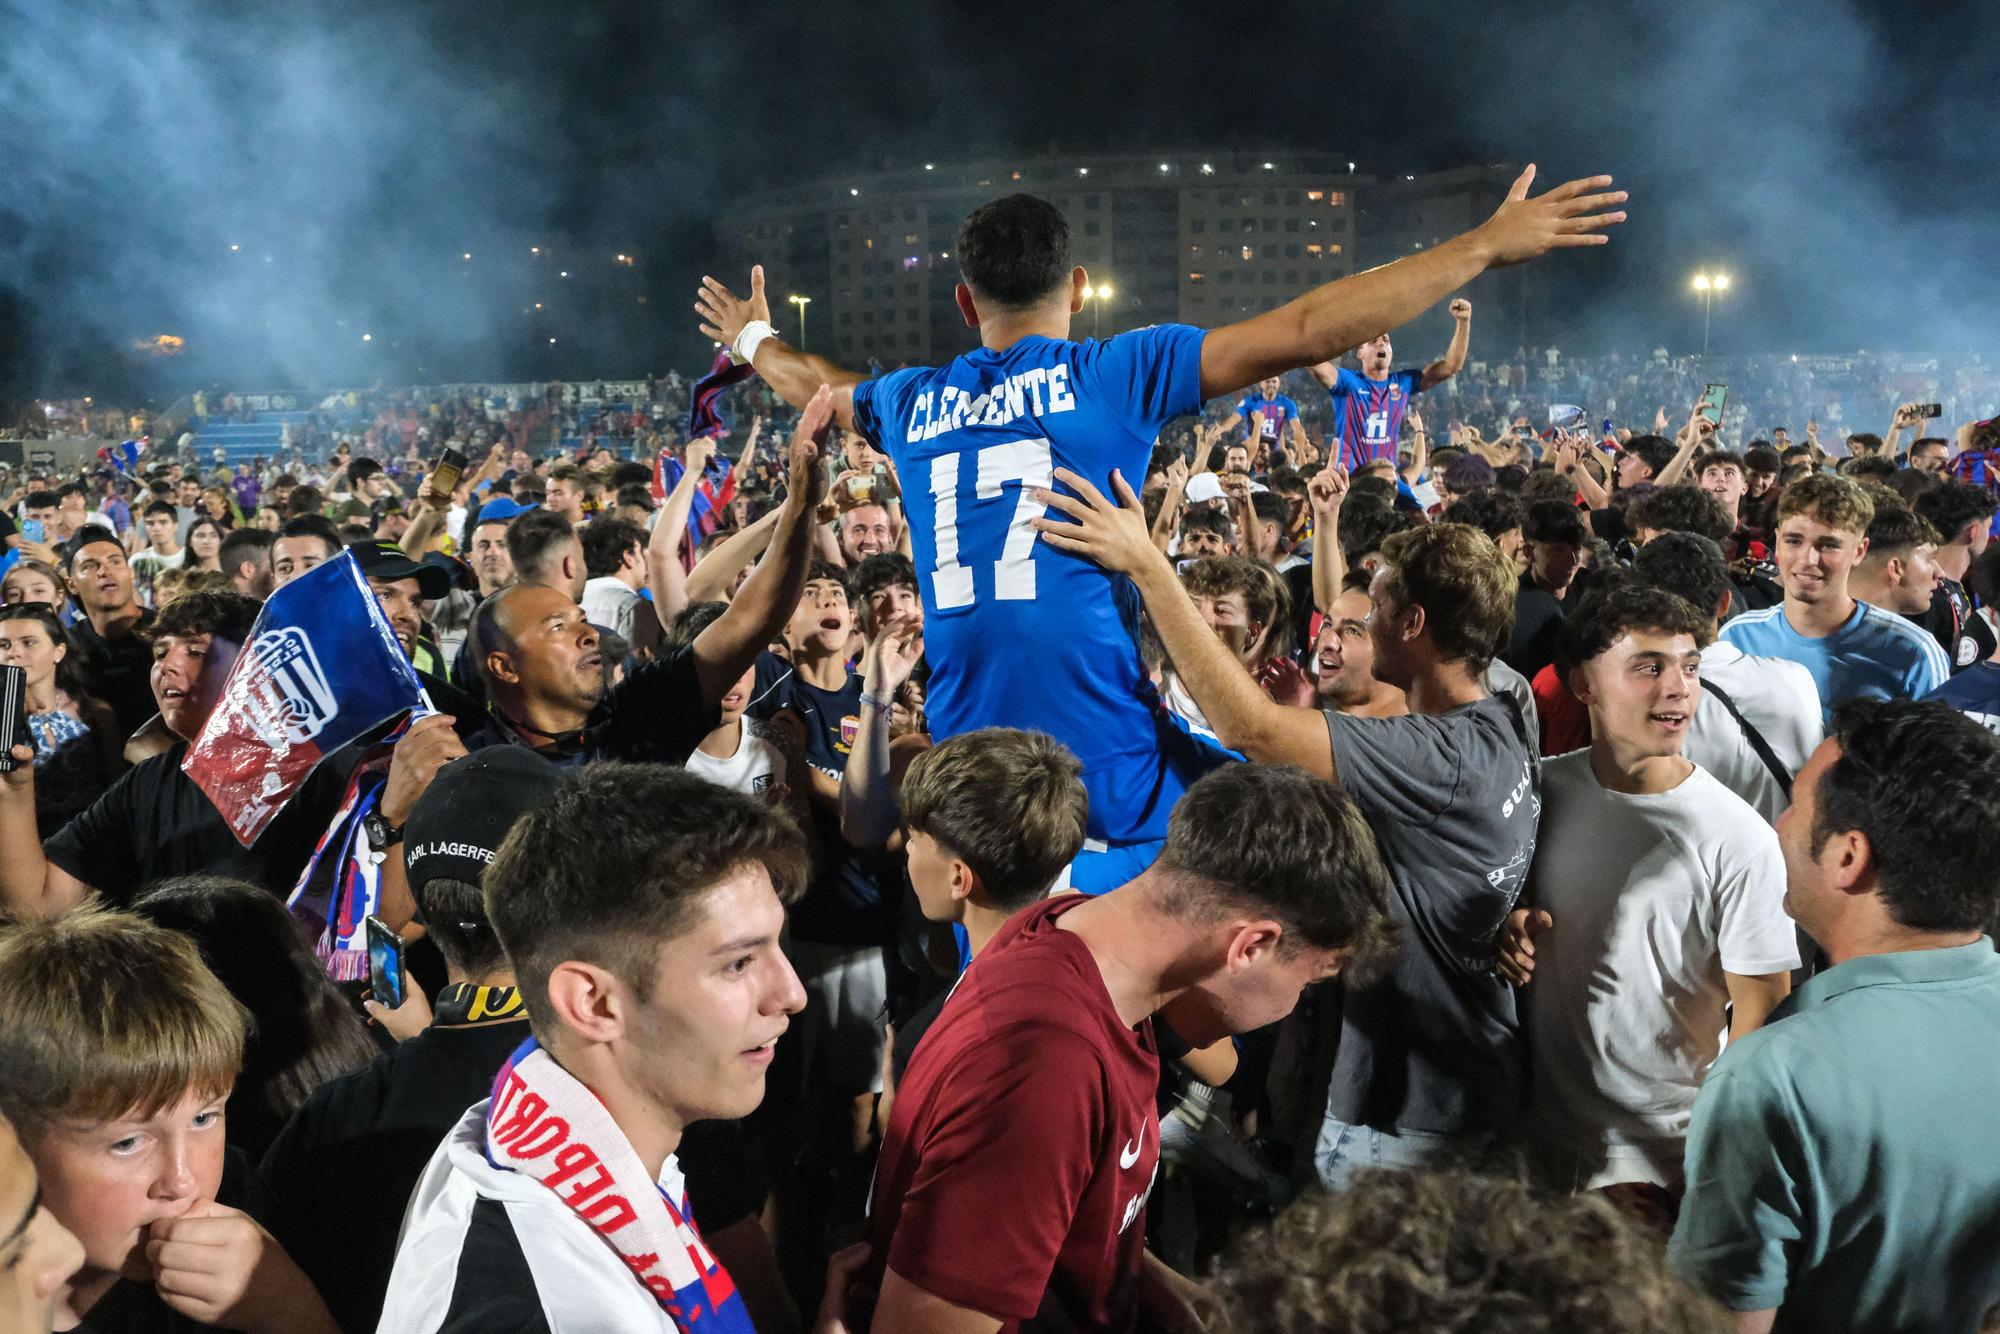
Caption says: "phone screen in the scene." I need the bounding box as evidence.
[1699,384,1728,426]
[19,519,43,544]
[0,664,26,773]
[1917,403,1943,420]
[365,916,405,1009]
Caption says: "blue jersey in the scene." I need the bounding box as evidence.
[1720,600,1950,725]
[1235,393,1300,445]
[1327,367,1424,470]
[853,326,1221,847]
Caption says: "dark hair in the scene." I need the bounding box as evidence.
[804,558,850,597]
[1153,764,1396,970]
[414,875,509,977]
[1522,498,1589,546]
[1622,434,1680,479]
[485,763,810,1036]
[22,489,58,512]
[1213,1172,1731,1333]
[286,484,325,518]
[1443,489,1524,542]
[1441,455,1496,494]
[1556,583,1712,674]
[1914,480,1998,546]
[613,483,656,514]
[1814,700,2000,932]
[666,600,728,654]
[1631,532,1732,623]
[278,513,342,553]
[1908,435,1950,458]
[580,516,646,579]
[506,509,581,583]
[955,194,1074,310]
[1862,504,1940,555]
[0,602,119,744]
[1743,444,1782,474]
[850,552,918,606]
[1348,474,1398,505]
[347,459,384,484]
[54,481,87,503]
[1337,499,1408,565]
[1846,432,1883,455]
[147,588,260,646]
[1180,507,1233,544]
[143,498,179,521]
[1627,485,1735,544]
[1493,464,1528,493]
[132,876,378,1154]
[1695,449,1745,477]
[217,526,275,574]
[609,462,652,490]
[900,729,1088,911]
[1883,467,1940,506]
[1843,455,1897,482]
[1967,545,2000,608]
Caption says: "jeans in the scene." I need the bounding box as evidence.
[1313,1112,1490,1191]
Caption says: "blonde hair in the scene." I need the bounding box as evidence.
[1777,474,1874,538]
[0,908,249,1132]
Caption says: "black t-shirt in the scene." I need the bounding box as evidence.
[43,740,348,902]
[71,607,157,741]
[767,667,898,945]
[262,1005,767,1334]
[73,1149,276,1333]
[464,642,717,768]
[1918,578,1997,674]
[1503,577,1567,680]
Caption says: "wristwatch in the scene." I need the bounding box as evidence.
[363,810,405,848]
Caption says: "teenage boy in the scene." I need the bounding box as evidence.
[380,763,808,1331]
[1721,475,1949,722]
[848,763,1396,1332]
[1499,586,1796,1193]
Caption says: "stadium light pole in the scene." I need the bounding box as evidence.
[1691,271,1731,359]
[1081,282,1114,337]
[787,294,812,351]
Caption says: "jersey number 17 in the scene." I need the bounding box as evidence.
[927,438,1054,609]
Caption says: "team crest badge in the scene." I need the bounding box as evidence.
[839,714,860,750]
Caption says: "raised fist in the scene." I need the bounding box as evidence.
[1449,298,1473,321]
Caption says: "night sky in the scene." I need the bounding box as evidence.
[3,0,1995,409]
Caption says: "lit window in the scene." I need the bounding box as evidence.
[1306,190,1324,202]
[904,232,918,244]
[1200,163,1214,174]
[1188,272,1206,284]
[1241,245,1255,261]
[903,255,919,270]
[865,237,874,249]
[1327,191,1348,207]
[1306,244,1323,256]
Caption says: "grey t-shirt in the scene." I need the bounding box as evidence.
[1324,693,1540,1135]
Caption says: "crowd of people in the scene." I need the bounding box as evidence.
[2,162,1999,1334]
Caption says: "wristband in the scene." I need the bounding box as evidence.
[732,320,777,366]
[858,691,893,712]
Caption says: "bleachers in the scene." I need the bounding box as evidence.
[188,410,310,466]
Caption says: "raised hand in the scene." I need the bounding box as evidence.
[1474,166,1627,267]
[787,385,836,511]
[1164,452,1190,491]
[1449,298,1473,321]
[686,436,717,475]
[1892,402,1923,429]
[695,265,775,350]
[862,612,925,697]
[1308,461,1350,516]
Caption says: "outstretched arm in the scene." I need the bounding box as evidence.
[1033,470,1336,779]
[1198,167,1624,399]
[648,437,712,629]
[839,615,924,849]
[1420,299,1473,389]
[691,388,835,706]
[697,266,866,429]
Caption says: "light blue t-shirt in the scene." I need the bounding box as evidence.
[1718,599,1949,724]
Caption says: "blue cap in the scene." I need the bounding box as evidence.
[474,496,538,523]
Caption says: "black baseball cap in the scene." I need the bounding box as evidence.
[403,747,562,892]
[350,540,452,599]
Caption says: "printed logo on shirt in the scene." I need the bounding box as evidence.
[1118,1137,1142,1170]
[838,714,859,751]
[1388,383,1403,400]
[1958,635,1980,668]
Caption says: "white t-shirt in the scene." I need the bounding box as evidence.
[682,718,787,798]
[1525,751,1799,1188]
[1686,640,1824,824]
[580,576,644,643]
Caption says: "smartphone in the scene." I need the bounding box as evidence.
[1916,403,1943,420]
[19,519,43,545]
[1699,383,1729,427]
[0,665,27,773]
[365,916,405,1009]
[430,446,468,497]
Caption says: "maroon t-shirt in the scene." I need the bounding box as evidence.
[863,896,1161,1331]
